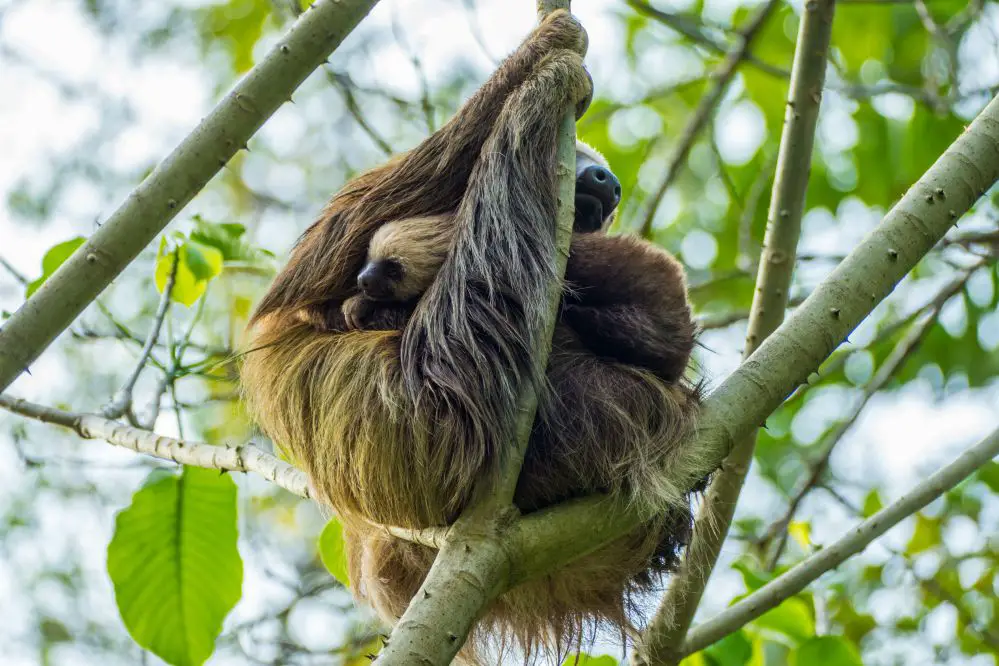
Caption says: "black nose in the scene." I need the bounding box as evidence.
[357,262,389,299]
[577,165,622,211]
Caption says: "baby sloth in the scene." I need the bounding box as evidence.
[343,140,623,330]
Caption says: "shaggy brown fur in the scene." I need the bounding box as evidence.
[241,10,710,662]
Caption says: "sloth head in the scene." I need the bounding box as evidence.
[355,140,621,302]
[573,140,621,233]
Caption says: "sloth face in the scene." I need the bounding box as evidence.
[358,214,452,302]
[573,140,621,233]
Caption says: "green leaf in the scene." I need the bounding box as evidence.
[319,517,350,588]
[25,236,85,297]
[732,558,774,592]
[906,514,941,555]
[677,653,707,666]
[788,521,811,550]
[182,241,223,282]
[705,630,753,666]
[561,654,618,666]
[790,636,863,666]
[190,217,275,269]
[200,0,272,73]
[977,462,999,493]
[155,236,223,307]
[108,467,242,666]
[752,597,815,644]
[861,490,883,518]
[829,598,877,643]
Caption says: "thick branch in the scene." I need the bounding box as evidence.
[0,0,380,394]
[679,424,999,655]
[0,394,309,497]
[638,2,837,660]
[515,90,999,611]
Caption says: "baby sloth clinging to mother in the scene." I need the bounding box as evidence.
[341,140,625,333]
[241,9,710,661]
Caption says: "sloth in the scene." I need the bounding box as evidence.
[340,139,622,331]
[240,10,710,661]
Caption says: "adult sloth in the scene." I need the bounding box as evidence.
[241,10,708,660]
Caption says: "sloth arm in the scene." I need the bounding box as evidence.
[344,10,588,222]
[400,51,593,449]
[561,234,696,382]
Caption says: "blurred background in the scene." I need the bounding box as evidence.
[1,0,998,664]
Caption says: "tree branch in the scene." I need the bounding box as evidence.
[0,0,381,394]
[0,394,310,498]
[636,0,781,238]
[678,424,999,655]
[102,249,178,421]
[637,2,836,661]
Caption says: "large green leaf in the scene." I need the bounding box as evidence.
[25,236,86,297]
[790,636,863,666]
[977,462,999,493]
[108,467,242,666]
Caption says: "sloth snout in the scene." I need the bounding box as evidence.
[577,165,621,212]
[357,259,401,300]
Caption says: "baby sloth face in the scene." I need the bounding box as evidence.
[355,214,452,303]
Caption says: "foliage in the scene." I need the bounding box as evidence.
[107,467,242,666]
[319,517,351,588]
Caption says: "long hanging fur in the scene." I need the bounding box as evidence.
[241,11,711,663]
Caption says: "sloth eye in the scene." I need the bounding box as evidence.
[383,259,404,282]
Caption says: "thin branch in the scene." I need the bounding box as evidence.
[760,259,985,567]
[0,0,381,393]
[385,525,450,550]
[638,3,836,660]
[102,249,178,421]
[325,67,394,156]
[636,0,781,237]
[0,256,28,285]
[918,575,999,652]
[627,0,788,79]
[0,394,310,498]
[678,424,999,656]
[390,14,436,133]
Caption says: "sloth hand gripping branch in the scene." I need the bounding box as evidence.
[241,10,711,660]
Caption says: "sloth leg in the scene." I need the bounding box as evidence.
[562,235,696,381]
